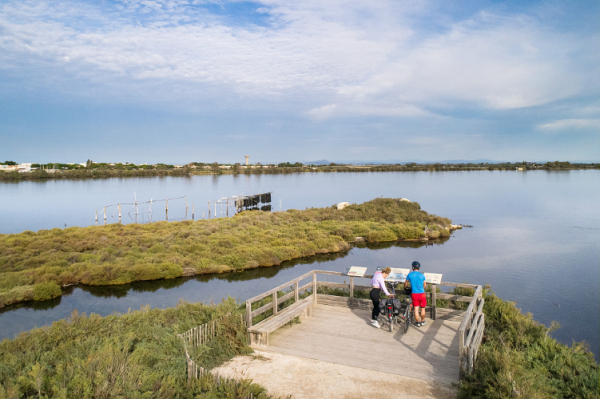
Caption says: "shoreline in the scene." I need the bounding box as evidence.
[0,163,597,182]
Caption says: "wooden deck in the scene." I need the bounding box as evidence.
[264,304,464,386]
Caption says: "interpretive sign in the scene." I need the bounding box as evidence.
[388,268,443,284]
[424,273,443,284]
[345,266,367,277]
[376,267,407,282]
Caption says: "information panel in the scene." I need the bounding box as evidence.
[345,266,367,277]
[424,273,443,284]
[388,269,443,284]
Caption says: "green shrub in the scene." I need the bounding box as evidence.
[458,292,598,398]
[365,228,398,242]
[32,281,62,301]
[0,285,35,307]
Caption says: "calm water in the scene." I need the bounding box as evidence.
[0,171,598,359]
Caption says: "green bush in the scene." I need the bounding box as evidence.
[458,292,598,399]
[32,281,62,301]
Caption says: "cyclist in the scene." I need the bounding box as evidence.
[404,261,427,327]
[370,267,394,328]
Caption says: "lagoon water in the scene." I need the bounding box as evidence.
[0,170,599,359]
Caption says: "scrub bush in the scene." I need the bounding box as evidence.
[32,281,62,301]
[458,292,598,399]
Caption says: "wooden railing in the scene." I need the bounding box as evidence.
[245,270,485,375]
[456,284,484,376]
[245,270,316,328]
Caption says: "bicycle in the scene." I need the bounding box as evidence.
[381,280,402,332]
[400,283,413,332]
[401,296,412,333]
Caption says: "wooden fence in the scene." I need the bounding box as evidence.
[245,270,485,375]
[178,313,258,398]
[457,284,485,375]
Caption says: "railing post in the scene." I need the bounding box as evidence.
[459,328,464,374]
[349,277,354,308]
[294,280,299,302]
[272,292,278,315]
[246,300,252,328]
[431,283,437,320]
[312,272,318,304]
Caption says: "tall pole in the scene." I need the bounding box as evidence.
[118,203,121,223]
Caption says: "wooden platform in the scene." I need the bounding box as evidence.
[264,304,464,386]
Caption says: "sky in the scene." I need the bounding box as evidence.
[0,0,598,164]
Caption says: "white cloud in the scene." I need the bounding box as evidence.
[308,104,336,120]
[0,0,597,120]
[537,118,600,131]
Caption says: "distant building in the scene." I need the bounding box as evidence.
[17,163,32,172]
[0,165,17,171]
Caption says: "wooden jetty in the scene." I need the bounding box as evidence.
[245,270,485,386]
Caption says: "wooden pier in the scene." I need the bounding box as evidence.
[245,270,485,386]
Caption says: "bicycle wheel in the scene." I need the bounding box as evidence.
[403,308,410,333]
[389,315,393,332]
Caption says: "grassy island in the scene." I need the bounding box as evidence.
[0,198,452,308]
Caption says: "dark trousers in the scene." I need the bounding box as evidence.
[370,288,381,320]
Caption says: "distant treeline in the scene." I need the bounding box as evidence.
[1,160,597,181]
[0,167,192,181]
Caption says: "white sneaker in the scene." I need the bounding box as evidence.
[421,320,427,326]
[371,320,381,329]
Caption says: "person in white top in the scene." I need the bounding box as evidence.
[369,267,395,328]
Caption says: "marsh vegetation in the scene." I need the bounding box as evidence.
[0,198,451,308]
[0,299,280,398]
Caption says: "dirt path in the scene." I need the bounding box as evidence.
[213,350,457,399]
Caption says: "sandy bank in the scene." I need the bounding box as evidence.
[213,350,457,399]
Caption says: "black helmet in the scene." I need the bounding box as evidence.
[411,261,421,270]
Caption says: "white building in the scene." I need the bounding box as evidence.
[17,163,32,172]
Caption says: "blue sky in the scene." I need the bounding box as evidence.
[0,0,598,164]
